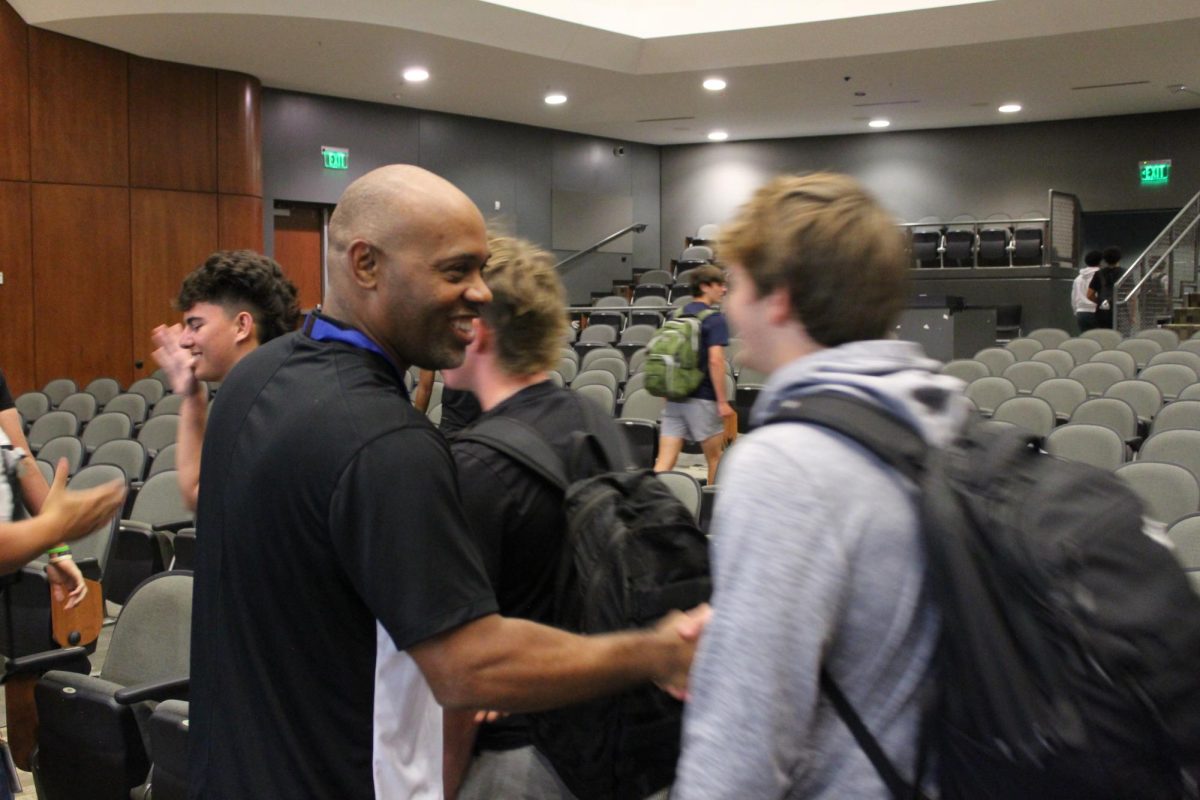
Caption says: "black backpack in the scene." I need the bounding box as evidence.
[765,392,1200,800]
[458,410,712,800]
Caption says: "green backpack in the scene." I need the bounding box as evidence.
[644,307,717,400]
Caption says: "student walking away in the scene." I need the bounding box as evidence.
[1087,246,1123,329]
[151,251,300,509]
[647,265,734,486]
[444,235,710,800]
[188,165,705,800]
[675,173,1200,800]
[1072,250,1102,332]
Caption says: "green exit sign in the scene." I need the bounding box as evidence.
[1139,159,1170,186]
[322,146,349,170]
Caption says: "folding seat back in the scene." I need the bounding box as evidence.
[27,411,79,453]
[1135,328,1180,352]
[656,471,702,520]
[1150,400,1200,436]
[146,699,190,800]
[1088,350,1136,379]
[41,379,77,408]
[973,347,1016,376]
[1045,424,1125,471]
[1002,361,1055,394]
[573,383,615,415]
[83,378,122,409]
[964,377,1016,417]
[1070,398,1138,443]
[127,378,165,409]
[82,413,136,456]
[1138,364,1197,402]
[151,393,186,418]
[1116,338,1163,371]
[679,245,712,264]
[571,370,618,395]
[1115,462,1200,525]
[556,357,579,384]
[1060,337,1104,364]
[147,443,178,479]
[1026,328,1070,350]
[38,435,84,477]
[137,414,179,458]
[911,230,941,267]
[991,396,1056,439]
[976,228,1009,265]
[14,392,51,428]
[1067,362,1125,398]
[35,572,193,800]
[586,356,628,385]
[1011,227,1043,265]
[105,394,148,426]
[618,388,665,422]
[627,349,650,375]
[1166,514,1200,593]
[940,360,989,383]
[1004,337,1043,362]
[1146,350,1200,377]
[1179,383,1200,402]
[1139,429,1200,484]
[1032,378,1088,421]
[90,439,147,484]
[1080,328,1124,349]
[581,347,623,372]
[637,269,673,285]
[1104,379,1163,426]
[1030,349,1075,377]
[57,393,97,425]
[941,229,975,267]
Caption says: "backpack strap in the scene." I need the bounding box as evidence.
[761,392,927,483]
[761,392,931,800]
[456,417,570,491]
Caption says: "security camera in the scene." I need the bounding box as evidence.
[613,145,626,157]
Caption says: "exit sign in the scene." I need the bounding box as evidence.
[322,146,349,170]
[1139,159,1170,186]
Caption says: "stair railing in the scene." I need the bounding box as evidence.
[1114,190,1200,335]
[554,223,647,270]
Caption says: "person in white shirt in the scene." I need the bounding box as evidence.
[1072,250,1102,332]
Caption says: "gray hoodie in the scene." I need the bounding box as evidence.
[673,339,970,799]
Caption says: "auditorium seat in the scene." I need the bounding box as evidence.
[34,572,192,800]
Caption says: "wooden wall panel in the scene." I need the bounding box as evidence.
[272,206,324,310]
[130,57,217,192]
[29,29,128,187]
[218,194,264,252]
[130,189,219,379]
[32,185,132,387]
[0,2,29,182]
[217,72,262,197]
[0,182,35,393]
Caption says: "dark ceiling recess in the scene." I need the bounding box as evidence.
[852,99,920,107]
[1071,80,1150,90]
[636,116,696,123]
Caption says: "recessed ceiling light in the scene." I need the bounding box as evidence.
[544,92,568,105]
[998,103,1022,113]
[403,67,429,83]
[868,119,891,128]
[707,130,729,141]
[702,78,727,92]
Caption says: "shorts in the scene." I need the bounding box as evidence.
[661,399,723,442]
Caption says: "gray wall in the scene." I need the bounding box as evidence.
[262,90,660,304]
[661,109,1200,268]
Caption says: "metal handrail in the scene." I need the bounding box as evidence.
[897,217,1048,229]
[554,223,647,269]
[1115,189,1200,300]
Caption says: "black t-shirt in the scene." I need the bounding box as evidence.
[0,370,13,412]
[439,386,482,435]
[189,321,497,799]
[681,301,730,401]
[1089,265,1121,307]
[451,381,628,751]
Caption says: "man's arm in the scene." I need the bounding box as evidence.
[410,609,700,712]
[151,324,206,510]
[412,369,435,412]
[0,407,49,513]
[708,345,734,419]
[0,459,124,573]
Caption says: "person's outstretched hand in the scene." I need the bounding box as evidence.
[151,323,200,396]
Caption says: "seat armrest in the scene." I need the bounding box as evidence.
[114,676,189,705]
[4,646,90,680]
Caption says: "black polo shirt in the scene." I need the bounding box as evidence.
[189,323,497,799]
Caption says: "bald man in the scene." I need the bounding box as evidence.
[188,166,703,800]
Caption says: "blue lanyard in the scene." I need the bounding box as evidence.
[304,312,404,381]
